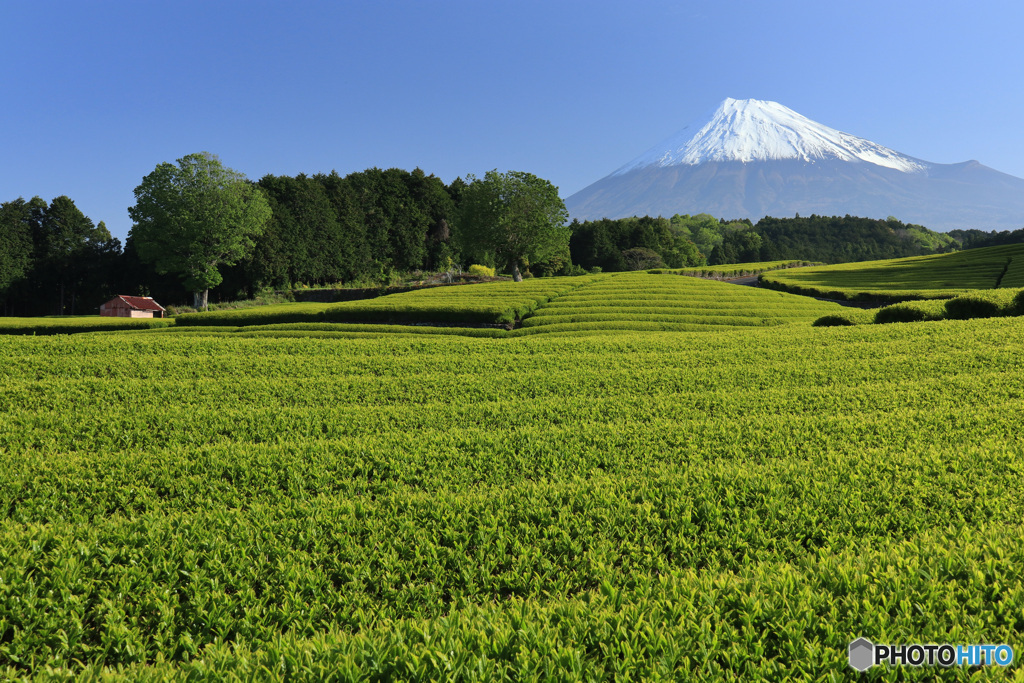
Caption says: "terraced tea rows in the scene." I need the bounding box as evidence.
[761,243,1024,300]
[321,276,607,325]
[19,271,849,340]
[521,272,845,332]
[649,259,814,277]
[0,316,171,335]
[815,287,1024,326]
[3,318,1024,679]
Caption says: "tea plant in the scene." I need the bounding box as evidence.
[2,317,1024,679]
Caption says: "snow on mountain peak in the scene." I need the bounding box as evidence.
[613,98,927,175]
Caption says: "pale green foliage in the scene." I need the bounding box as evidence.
[467,264,496,278]
[128,152,272,300]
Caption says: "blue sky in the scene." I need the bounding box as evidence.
[3,0,1023,241]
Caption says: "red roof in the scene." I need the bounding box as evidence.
[109,295,166,311]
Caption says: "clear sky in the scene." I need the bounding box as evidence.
[3,0,1023,241]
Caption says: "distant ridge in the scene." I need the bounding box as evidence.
[566,98,1024,231]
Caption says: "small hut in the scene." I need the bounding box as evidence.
[99,295,167,318]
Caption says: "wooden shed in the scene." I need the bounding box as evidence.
[100,295,167,318]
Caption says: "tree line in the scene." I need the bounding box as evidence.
[4,151,1024,316]
[128,158,571,307]
[569,213,975,270]
[0,196,122,317]
[1,156,573,314]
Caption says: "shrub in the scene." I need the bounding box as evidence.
[944,289,1021,320]
[812,314,855,327]
[174,303,331,326]
[874,300,947,324]
[0,317,173,335]
[1013,290,1024,315]
[468,264,496,278]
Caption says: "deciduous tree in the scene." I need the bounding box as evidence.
[458,170,569,281]
[128,152,271,309]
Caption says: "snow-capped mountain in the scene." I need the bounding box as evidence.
[613,98,926,174]
[566,98,1024,231]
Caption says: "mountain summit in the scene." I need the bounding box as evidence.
[566,99,1024,231]
[614,98,925,174]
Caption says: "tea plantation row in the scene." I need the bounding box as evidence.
[762,243,1024,300]
[2,319,1024,679]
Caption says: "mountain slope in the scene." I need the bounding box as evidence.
[567,99,1024,231]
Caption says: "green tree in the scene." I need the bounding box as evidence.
[128,152,272,309]
[251,173,350,288]
[458,170,569,282]
[0,198,36,314]
[41,196,116,315]
[621,247,665,271]
[405,168,457,270]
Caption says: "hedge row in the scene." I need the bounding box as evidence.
[813,288,1024,326]
[0,317,173,335]
[762,243,1024,301]
[647,260,814,277]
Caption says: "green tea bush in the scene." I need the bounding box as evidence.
[761,243,1024,300]
[873,300,947,324]
[811,309,875,326]
[649,260,812,277]
[943,288,1022,320]
[241,323,509,338]
[2,318,1024,677]
[0,316,172,335]
[812,314,855,327]
[519,272,846,331]
[323,276,604,326]
[174,302,332,326]
[1000,258,1024,288]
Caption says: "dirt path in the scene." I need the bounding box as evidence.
[724,276,760,286]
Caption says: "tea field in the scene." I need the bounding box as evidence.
[761,242,1024,301]
[2,308,1024,679]
[0,273,850,340]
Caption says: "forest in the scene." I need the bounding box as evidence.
[568,213,962,271]
[2,163,1022,316]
